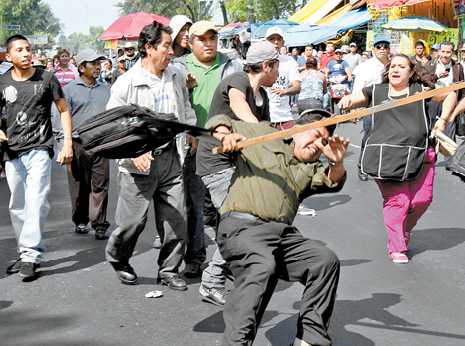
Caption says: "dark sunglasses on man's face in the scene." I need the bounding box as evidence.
[375,43,390,50]
[125,48,134,51]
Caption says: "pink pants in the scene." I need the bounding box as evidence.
[375,148,436,254]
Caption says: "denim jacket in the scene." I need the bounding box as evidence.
[107,60,197,174]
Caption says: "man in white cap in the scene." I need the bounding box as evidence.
[122,41,139,70]
[62,49,111,240]
[181,20,242,278]
[265,26,301,129]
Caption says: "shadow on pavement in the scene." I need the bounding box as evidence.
[409,227,465,257]
[0,310,75,344]
[192,309,280,334]
[0,300,13,310]
[39,245,107,277]
[302,194,352,212]
[265,293,416,346]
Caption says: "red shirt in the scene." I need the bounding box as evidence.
[319,52,335,70]
[54,65,77,88]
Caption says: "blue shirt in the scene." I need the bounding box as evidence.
[63,77,110,136]
[327,59,349,81]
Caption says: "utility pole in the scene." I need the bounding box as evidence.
[219,1,228,25]
[247,0,254,24]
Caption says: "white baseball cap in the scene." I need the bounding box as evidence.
[265,27,284,39]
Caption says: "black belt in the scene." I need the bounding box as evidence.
[151,141,173,156]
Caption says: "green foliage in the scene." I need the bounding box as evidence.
[117,0,212,22]
[59,26,106,54]
[225,0,300,22]
[0,0,61,44]
[225,0,248,22]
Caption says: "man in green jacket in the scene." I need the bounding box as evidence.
[207,111,349,346]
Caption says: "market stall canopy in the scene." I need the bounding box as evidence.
[286,8,371,46]
[289,0,344,24]
[316,3,352,25]
[251,19,299,39]
[383,16,446,31]
[100,12,170,41]
[367,0,430,10]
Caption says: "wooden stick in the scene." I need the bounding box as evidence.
[212,82,465,154]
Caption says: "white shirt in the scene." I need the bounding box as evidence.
[352,57,386,92]
[343,53,362,71]
[435,60,453,88]
[266,54,301,122]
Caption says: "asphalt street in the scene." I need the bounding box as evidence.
[1,123,464,346]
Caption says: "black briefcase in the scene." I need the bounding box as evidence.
[76,105,210,159]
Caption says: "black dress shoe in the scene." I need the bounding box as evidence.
[94,227,109,240]
[110,262,138,285]
[158,275,187,291]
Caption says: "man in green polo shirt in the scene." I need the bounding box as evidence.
[206,110,348,346]
[182,21,242,277]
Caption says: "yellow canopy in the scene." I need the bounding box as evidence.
[289,0,344,24]
[317,3,352,25]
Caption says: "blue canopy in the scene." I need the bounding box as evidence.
[251,19,299,39]
[284,9,371,47]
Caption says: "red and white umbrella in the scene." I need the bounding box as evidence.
[100,12,170,41]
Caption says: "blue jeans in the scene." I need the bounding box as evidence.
[200,167,235,289]
[5,149,52,263]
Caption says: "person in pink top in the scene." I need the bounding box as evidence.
[54,48,77,88]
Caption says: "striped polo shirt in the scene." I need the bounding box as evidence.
[54,65,77,88]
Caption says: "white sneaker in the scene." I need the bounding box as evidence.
[297,205,316,216]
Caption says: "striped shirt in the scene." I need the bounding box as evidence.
[54,65,77,88]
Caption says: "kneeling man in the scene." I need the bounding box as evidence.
[208,110,348,346]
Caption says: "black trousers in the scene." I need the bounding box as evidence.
[217,213,340,346]
[67,140,109,228]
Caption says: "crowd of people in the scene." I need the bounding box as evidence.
[0,16,464,346]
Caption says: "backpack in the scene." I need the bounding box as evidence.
[76,104,210,159]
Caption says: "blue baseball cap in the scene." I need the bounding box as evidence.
[373,35,390,46]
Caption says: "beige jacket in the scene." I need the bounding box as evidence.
[107,60,196,174]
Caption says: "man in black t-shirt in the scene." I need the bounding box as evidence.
[0,35,73,281]
[195,40,279,306]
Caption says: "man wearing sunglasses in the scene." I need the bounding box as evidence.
[122,41,139,71]
[352,35,391,181]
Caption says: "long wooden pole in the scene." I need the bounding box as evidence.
[212,82,465,154]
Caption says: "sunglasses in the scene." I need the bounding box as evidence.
[375,43,390,50]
